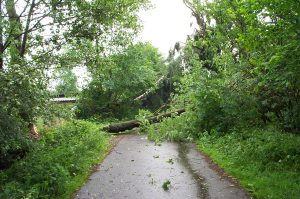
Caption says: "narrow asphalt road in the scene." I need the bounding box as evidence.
[75,135,250,199]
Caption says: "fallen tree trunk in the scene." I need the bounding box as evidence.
[103,109,185,133]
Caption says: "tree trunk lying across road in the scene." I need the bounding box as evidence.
[102,109,185,133]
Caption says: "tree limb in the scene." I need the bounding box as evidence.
[20,0,36,57]
[103,109,185,133]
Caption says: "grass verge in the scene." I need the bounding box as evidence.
[197,128,300,199]
[0,120,112,199]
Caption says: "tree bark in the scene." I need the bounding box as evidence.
[28,123,39,139]
[20,0,35,57]
[103,109,185,133]
[183,0,207,38]
[6,0,22,58]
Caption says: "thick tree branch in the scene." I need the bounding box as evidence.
[103,109,186,133]
[20,0,36,57]
[5,0,23,57]
[183,0,206,37]
[3,0,30,50]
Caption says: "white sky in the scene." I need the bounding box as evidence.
[138,0,195,57]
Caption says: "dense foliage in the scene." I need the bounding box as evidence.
[167,0,300,133]
[0,65,48,168]
[0,120,111,199]
[77,42,166,118]
[0,106,30,170]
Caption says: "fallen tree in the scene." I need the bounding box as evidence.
[103,109,185,133]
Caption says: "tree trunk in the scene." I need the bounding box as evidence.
[29,122,39,139]
[6,0,22,63]
[103,109,185,133]
[20,0,35,57]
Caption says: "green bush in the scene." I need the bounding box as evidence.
[77,82,140,119]
[0,120,111,199]
[187,72,261,133]
[0,107,31,170]
[147,113,197,142]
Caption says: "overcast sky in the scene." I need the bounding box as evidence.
[138,0,195,57]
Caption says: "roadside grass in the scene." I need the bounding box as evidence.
[197,128,300,199]
[0,120,112,199]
